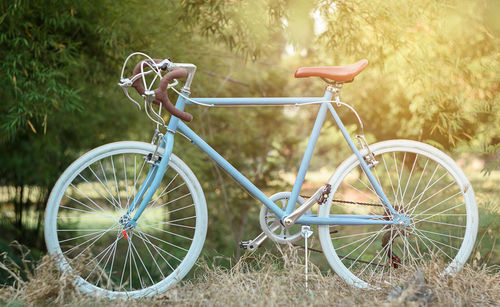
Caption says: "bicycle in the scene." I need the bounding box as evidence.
[44,52,478,299]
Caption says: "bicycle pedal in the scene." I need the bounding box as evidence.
[317,184,332,205]
[239,240,251,250]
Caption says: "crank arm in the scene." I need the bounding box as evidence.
[239,222,281,251]
[283,184,331,227]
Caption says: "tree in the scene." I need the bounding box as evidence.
[0,0,156,245]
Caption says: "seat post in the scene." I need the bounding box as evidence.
[327,83,343,104]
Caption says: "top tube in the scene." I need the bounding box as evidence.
[184,97,326,106]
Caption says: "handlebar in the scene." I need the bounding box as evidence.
[119,56,194,123]
[130,59,193,122]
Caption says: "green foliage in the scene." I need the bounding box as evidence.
[0,0,155,245]
[0,0,81,137]
[181,0,286,59]
[183,0,499,154]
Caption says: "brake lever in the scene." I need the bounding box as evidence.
[118,79,141,110]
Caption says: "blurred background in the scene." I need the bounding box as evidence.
[0,0,498,279]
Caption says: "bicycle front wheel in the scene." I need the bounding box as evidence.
[44,141,207,298]
[318,140,478,288]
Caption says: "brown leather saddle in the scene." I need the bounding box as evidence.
[295,59,368,83]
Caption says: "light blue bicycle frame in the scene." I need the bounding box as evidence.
[125,88,405,228]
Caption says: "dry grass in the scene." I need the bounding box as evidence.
[1,245,499,306]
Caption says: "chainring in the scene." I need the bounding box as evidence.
[259,192,311,244]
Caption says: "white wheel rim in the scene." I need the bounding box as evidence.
[45,142,207,298]
[318,140,478,287]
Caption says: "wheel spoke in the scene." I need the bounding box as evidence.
[355,175,378,197]
[409,181,457,215]
[123,154,130,205]
[417,228,465,241]
[104,236,119,289]
[150,189,190,210]
[99,161,120,207]
[404,158,429,213]
[406,166,442,213]
[60,203,116,220]
[332,229,382,240]
[68,185,106,213]
[345,182,380,203]
[110,156,123,209]
[59,230,109,243]
[416,219,466,228]
[119,241,131,290]
[412,201,465,225]
[64,224,117,259]
[135,234,183,265]
[77,173,118,211]
[135,231,170,276]
[129,236,155,286]
[401,154,418,206]
[411,191,463,218]
[381,154,397,204]
[348,227,389,271]
[139,225,194,241]
[413,229,455,260]
[84,237,119,282]
[137,229,189,252]
[89,165,120,207]
[359,227,395,278]
[149,174,179,206]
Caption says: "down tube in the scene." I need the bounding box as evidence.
[177,121,285,218]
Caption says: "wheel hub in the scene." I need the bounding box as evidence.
[119,214,132,227]
[393,214,411,227]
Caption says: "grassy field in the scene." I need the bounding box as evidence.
[0,248,499,306]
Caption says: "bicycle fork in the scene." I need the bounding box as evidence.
[120,132,176,233]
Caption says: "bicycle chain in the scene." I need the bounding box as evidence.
[299,195,382,207]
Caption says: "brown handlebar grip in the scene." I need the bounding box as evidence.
[130,60,193,122]
[153,67,193,122]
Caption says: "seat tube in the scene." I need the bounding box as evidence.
[285,91,333,216]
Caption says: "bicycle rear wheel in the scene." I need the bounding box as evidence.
[44,141,207,298]
[318,140,478,288]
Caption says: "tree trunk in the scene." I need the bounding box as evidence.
[34,190,49,250]
[16,185,25,240]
